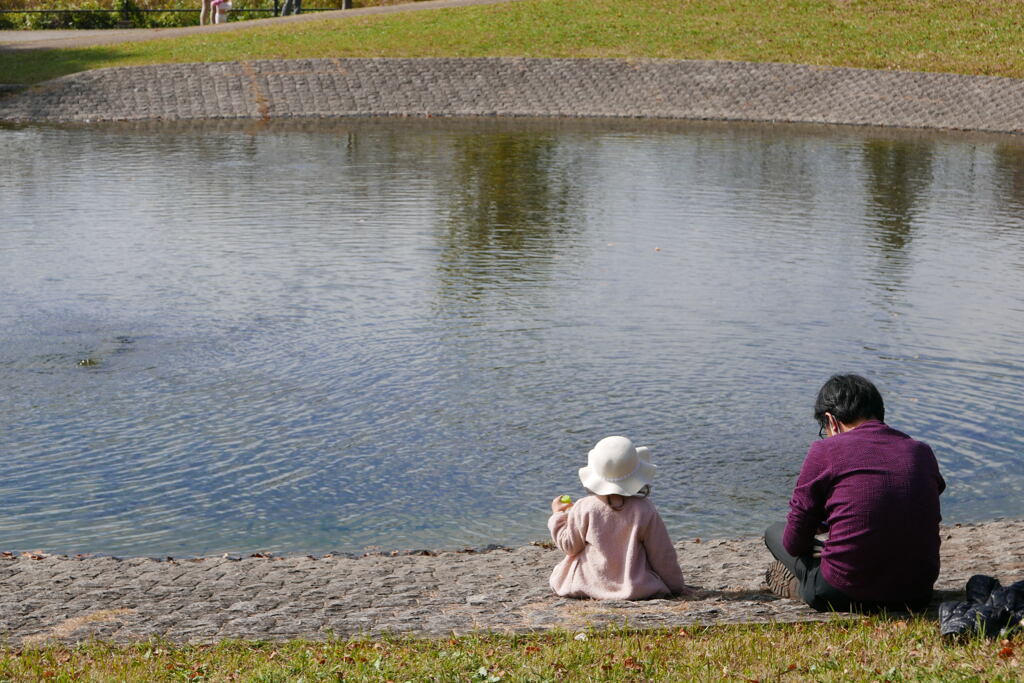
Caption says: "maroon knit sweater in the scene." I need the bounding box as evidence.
[783,420,945,602]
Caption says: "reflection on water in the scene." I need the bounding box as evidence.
[861,139,934,319]
[994,145,1024,218]
[438,133,580,300]
[863,139,932,256]
[1,119,1023,557]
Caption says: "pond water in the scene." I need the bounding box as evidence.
[2,119,1023,557]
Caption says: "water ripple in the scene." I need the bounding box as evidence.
[1,121,1023,555]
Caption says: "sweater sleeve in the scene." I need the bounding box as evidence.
[642,505,686,594]
[548,507,586,557]
[783,444,830,557]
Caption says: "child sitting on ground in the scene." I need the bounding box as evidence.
[548,435,691,600]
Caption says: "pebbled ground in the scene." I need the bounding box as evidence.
[2,519,1022,645]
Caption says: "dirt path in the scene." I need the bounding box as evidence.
[0,0,523,51]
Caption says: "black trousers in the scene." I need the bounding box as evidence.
[763,522,930,613]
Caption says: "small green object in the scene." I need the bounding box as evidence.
[559,495,572,504]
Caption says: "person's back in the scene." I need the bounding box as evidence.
[765,374,945,612]
[549,494,684,600]
[547,435,688,601]
[783,420,944,603]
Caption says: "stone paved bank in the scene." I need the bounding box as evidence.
[2,58,1024,132]
[2,520,1022,645]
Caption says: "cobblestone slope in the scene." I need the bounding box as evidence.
[1,58,1024,132]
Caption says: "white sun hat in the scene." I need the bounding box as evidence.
[578,435,656,496]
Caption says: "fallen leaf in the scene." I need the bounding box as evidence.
[623,656,642,670]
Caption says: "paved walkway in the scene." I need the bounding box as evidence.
[2,519,1022,645]
[0,0,524,51]
[2,57,1024,133]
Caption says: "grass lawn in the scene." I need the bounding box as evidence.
[2,0,1024,84]
[1,618,1021,681]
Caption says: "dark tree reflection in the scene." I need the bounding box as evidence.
[435,132,581,305]
[992,144,1024,219]
[862,139,934,258]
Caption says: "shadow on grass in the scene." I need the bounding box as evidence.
[0,45,132,85]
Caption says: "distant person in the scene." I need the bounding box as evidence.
[211,0,232,23]
[199,0,213,25]
[280,0,301,15]
[548,435,692,600]
[764,374,945,612]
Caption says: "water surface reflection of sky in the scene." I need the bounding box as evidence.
[0,119,1022,556]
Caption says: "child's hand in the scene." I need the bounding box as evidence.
[551,496,573,513]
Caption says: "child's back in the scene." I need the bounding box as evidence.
[548,493,686,600]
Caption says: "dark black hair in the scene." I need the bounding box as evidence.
[814,374,885,429]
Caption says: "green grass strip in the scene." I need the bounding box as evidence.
[1,618,1021,682]
[2,0,1024,85]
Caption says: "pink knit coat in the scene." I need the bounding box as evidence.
[547,494,686,600]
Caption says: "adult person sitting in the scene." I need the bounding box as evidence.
[764,374,945,612]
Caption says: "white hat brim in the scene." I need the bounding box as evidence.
[578,459,656,496]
